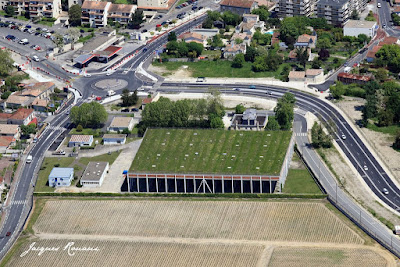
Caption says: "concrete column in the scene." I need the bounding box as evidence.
[184,175,187,193]
[156,177,159,193]
[260,177,262,193]
[193,177,196,193]
[146,174,149,193]
[127,175,131,192]
[175,175,177,193]
[250,176,253,194]
[212,176,215,193]
[231,176,234,193]
[137,176,140,192]
[269,176,272,193]
[240,176,243,193]
[203,175,205,193]
[222,176,225,193]
[165,176,167,192]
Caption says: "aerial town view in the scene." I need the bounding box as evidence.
[1,0,400,265]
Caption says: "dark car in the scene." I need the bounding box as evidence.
[35,32,41,36]
[26,25,31,28]
[36,27,41,31]
[6,232,11,237]
[143,48,148,52]
[131,108,139,112]
[80,29,84,33]
[121,108,130,112]
[141,29,147,33]
[50,30,55,34]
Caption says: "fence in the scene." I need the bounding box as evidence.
[296,136,400,258]
[278,132,295,191]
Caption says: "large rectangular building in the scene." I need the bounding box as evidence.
[276,0,313,18]
[343,20,377,38]
[316,0,349,26]
[80,162,109,187]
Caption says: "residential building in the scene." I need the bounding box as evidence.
[223,43,246,58]
[141,97,153,109]
[220,0,257,15]
[179,32,208,46]
[254,0,275,9]
[107,117,134,132]
[103,134,127,145]
[0,124,19,139]
[4,94,34,110]
[108,3,136,25]
[68,0,82,8]
[395,0,400,6]
[337,72,372,84]
[231,32,252,46]
[80,162,109,187]
[343,20,377,38]
[393,6,400,14]
[288,70,306,82]
[294,34,317,49]
[230,109,268,130]
[366,45,381,62]
[242,14,259,22]
[48,167,74,187]
[276,0,313,18]
[0,136,15,152]
[7,0,28,16]
[28,0,62,19]
[350,0,366,14]
[3,82,54,110]
[316,0,350,26]
[137,0,169,12]
[305,69,324,83]
[81,0,112,28]
[68,135,94,147]
[7,108,35,125]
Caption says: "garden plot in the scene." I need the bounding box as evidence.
[130,129,292,175]
[268,247,388,267]
[5,239,263,267]
[33,200,363,244]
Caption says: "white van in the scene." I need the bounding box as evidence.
[18,38,29,45]
[107,90,115,96]
[26,155,33,164]
[344,66,352,73]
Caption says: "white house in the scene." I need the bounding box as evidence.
[48,167,74,187]
[107,117,134,132]
[68,135,94,147]
[103,134,127,145]
[343,20,377,38]
[80,162,109,187]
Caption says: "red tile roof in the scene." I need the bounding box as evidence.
[337,72,372,82]
[378,37,398,46]
[9,108,34,121]
[142,98,153,104]
[0,136,14,147]
[220,0,254,8]
[82,0,109,10]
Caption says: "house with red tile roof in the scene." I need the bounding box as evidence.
[179,32,208,46]
[8,108,35,126]
[337,72,373,85]
[0,136,15,150]
[108,4,136,25]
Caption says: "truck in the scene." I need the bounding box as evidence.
[107,90,115,96]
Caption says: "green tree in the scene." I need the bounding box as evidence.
[121,89,138,107]
[316,38,331,49]
[1,91,11,100]
[393,131,400,150]
[311,122,332,148]
[170,100,191,127]
[68,4,81,26]
[251,6,270,21]
[222,11,241,26]
[0,49,14,77]
[20,124,36,137]
[329,81,345,99]
[235,104,246,114]
[232,53,245,68]
[168,31,177,42]
[210,35,224,48]
[70,102,108,128]
[265,116,280,130]
[5,5,14,17]
[121,128,131,134]
[350,10,360,20]
[295,47,308,68]
[166,41,179,55]
[187,42,203,56]
[274,93,295,130]
[244,45,259,62]
[128,10,144,29]
[207,89,225,118]
[209,114,224,128]
[52,33,64,51]
[76,124,83,132]
[375,68,387,82]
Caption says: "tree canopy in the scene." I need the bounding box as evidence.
[274,93,295,130]
[128,10,144,28]
[68,4,81,26]
[0,50,14,77]
[70,102,108,128]
[121,89,138,107]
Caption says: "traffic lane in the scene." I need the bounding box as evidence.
[32,60,71,80]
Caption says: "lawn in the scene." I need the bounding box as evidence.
[283,169,322,194]
[367,123,400,137]
[130,129,292,175]
[37,20,54,27]
[69,127,101,136]
[152,61,286,78]
[78,151,121,166]
[35,157,76,192]
[78,33,94,43]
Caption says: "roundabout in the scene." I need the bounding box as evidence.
[92,78,129,91]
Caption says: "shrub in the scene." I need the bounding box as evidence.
[76,125,83,132]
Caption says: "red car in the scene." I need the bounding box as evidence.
[6,232,11,237]
[95,96,102,101]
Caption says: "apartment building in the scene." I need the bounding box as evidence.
[137,0,169,11]
[81,0,112,28]
[276,0,313,18]
[316,0,349,26]
[7,0,28,15]
[220,0,257,15]
[108,3,136,25]
[29,0,61,19]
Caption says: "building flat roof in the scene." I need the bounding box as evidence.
[74,54,96,64]
[70,135,93,143]
[94,45,122,58]
[103,134,127,139]
[49,168,74,179]
[81,162,109,181]
[344,20,376,29]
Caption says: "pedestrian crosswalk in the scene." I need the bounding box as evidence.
[48,126,63,131]
[11,200,27,206]
[295,132,308,137]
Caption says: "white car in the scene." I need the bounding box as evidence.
[84,73,92,77]
[383,188,389,195]
[32,55,39,62]
[26,155,32,164]
[377,2,381,7]
[363,165,368,171]
[341,134,346,140]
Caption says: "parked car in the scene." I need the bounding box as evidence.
[53,150,66,155]
[141,29,147,33]
[32,55,40,62]
[6,232,11,237]
[121,108,130,112]
[131,108,139,112]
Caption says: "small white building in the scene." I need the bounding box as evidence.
[343,20,377,38]
[103,134,127,145]
[68,135,94,147]
[48,168,74,187]
[80,162,109,187]
[107,117,134,132]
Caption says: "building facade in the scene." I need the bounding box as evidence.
[108,3,136,25]
[81,0,112,28]
[48,167,74,187]
[28,0,61,19]
[343,20,377,38]
[316,0,349,26]
[276,0,313,18]
[80,162,109,187]
[220,0,257,15]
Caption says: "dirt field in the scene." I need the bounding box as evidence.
[34,200,363,244]
[3,199,396,267]
[268,247,388,267]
